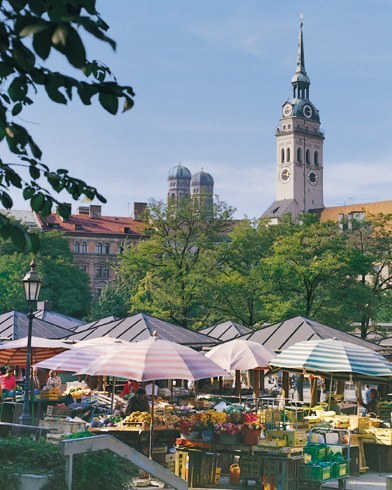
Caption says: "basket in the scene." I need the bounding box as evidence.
[300,464,331,481]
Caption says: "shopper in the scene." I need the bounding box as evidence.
[45,370,62,390]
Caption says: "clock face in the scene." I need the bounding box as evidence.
[280,167,291,183]
[307,170,318,185]
[283,104,293,117]
[303,104,313,119]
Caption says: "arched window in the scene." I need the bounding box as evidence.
[314,151,319,165]
[281,148,285,163]
[96,242,102,254]
[286,148,290,162]
[73,241,80,253]
[297,147,302,162]
[103,243,110,254]
[306,149,310,164]
[81,242,87,254]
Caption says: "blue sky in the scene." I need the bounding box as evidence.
[8,1,392,219]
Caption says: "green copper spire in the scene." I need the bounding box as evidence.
[291,14,310,99]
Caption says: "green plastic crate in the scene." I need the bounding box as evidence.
[300,464,331,481]
[304,444,328,462]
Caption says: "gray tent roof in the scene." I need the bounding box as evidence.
[199,321,253,342]
[62,313,217,347]
[0,311,74,340]
[241,316,382,353]
[34,310,84,330]
[69,316,119,333]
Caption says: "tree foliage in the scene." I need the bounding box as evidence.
[0,229,91,316]
[89,280,130,321]
[0,0,134,251]
[116,198,234,328]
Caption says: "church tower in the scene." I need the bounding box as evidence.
[263,17,324,222]
[168,162,191,205]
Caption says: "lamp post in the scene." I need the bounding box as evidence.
[18,259,41,426]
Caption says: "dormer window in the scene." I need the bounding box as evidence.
[74,224,82,230]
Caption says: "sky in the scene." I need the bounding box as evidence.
[7,1,392,219]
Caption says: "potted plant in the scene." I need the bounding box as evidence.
[242,413,263,445]
[215,422,243,444]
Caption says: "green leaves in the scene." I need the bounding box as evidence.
[99,91,118,114]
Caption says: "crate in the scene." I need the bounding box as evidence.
[268,430,307,447]
[258,438,287,447]
[39,389,60,401]
[239,454,263,479]
[41,418,86,434]
[300,464,331,481]
[46,406,73,418]
[373,428,392,445]
[263,457,301,490]
[339,462,348,476]
[304,444,328,462]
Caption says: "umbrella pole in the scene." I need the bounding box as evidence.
[253,369,260,403]
[327,374,333,411]
[110,377,116,413]
[149,381,155,460]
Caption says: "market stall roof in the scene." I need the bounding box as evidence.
[67,315,119,333]
[0,337,70,366]
[199,321,253,342]
[0,311,74,340]
[61,312,217,347]
[240,316,382,353]
[33,309,84,330]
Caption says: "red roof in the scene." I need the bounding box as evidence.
[39,212,145,237]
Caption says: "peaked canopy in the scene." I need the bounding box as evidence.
[0,311,73,340]
[0,337,71,366]
[241,316,382,353]
[63,313,216,348]
[205,339,275,370]
[199,321,253,342]
[76,335,227,381]
[269,339,392,380]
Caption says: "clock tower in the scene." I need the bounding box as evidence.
[263,18,324,222]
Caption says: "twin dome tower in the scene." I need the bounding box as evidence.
[167,163,214,208]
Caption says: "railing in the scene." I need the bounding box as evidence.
[60,435,187,490]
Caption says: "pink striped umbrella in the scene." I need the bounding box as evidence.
[34,338,126,372]
[0,337,71,366]
[76,335,227,381]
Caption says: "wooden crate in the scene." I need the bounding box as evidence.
[373,428,392,446]
[46,406,72,418]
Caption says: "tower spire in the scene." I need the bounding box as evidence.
[291,14,310,99]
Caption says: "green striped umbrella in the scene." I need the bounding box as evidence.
[269,339,392,379]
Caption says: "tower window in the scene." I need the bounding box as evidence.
[281,148,285,163]
[314,151,319,165]
[286,148,290,162]
[297,148,302,162]
[306,149,310,164]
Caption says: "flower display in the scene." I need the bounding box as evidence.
[228,410,245,424]
[175,416,197,436]
[243,413,263,431]
[214,422,243,435]
[195,410,228,430]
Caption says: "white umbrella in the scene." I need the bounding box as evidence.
[205,339,275,370]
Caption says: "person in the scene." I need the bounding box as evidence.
[125,387,150,415]
[1,368,17,398]
[45,370,62,390]
[358,388,380,417]
[326,396,342,415]
[31,368,42,391]
[121,379,140,398]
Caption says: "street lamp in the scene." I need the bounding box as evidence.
[19,259,41,426]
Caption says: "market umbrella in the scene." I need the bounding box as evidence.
[76,333,227,457]
[269,338,392,409]
[0,337,71,366]
[205,338,276,400]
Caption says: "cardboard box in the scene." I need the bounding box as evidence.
[165,453,176,463]
[268,429,307,447]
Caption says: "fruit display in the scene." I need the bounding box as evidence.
[122,411,152,425]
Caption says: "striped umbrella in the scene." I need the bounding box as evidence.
[269,339,392,379]
[34,338,126,372]
[0,337,71,366]
[76,335,227,381]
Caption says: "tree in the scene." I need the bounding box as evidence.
[89,280,130,320]
[0,0,134,251]
[0,230,91,316]
[263,216,365,327]
[214,217,293,326]
[116,198,234,328]
[344,213,392,338]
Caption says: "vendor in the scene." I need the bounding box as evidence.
[358,388,380,416]
[1,368,16,398]
[125,387,150,415]
[45,370,62,390]
[326,396,341,415]
[121,379,140,398]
